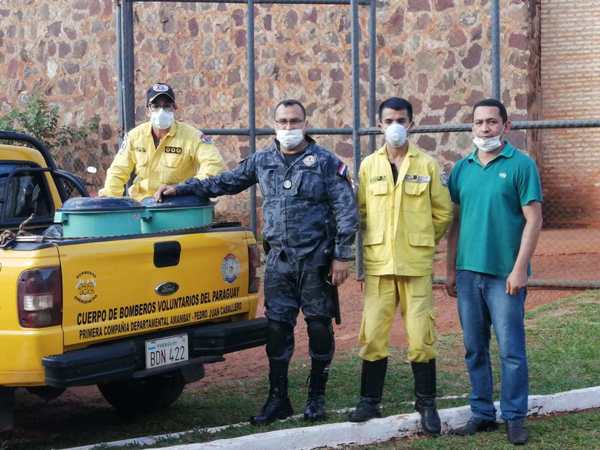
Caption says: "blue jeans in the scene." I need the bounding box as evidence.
[456,270,528,422]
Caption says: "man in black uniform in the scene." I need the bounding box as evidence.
[155,99,359,424]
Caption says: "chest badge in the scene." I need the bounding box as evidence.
[303,155,316,167]
[283,179,293,189]
[404,174,431,183]
[499,172,507,178]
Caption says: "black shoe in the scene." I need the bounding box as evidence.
[348,396,382,422]
[452,417,498,436]
[415,397,441,435]
[507,419,529,445]
[411,360,441,435]
[250,394,294,425]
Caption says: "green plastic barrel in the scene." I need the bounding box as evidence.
[140,196,214,233]
[55,197,144,238]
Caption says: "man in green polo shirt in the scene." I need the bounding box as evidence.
[446,98,543,445]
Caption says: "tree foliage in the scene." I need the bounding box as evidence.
[0,95,99,149]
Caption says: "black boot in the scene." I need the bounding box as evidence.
[250,361,294,425]
[349,358,388,422]
[303,360,329,421]
[412,359,441,435]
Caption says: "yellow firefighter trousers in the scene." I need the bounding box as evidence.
[358,274,436,363]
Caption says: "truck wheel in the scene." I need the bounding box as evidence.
[98,372,185,416]
[26,386,65,401]
[0,387,15,436]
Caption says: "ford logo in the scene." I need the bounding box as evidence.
[155,282,179,296]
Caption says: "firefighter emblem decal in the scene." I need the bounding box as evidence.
[75,271,97,304]
[221,254,241,284]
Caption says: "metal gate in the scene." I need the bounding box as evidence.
[115,0,600,289]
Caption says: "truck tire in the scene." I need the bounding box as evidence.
[0,387,15,435]
[26,386,65,401]
[98,372,185,416]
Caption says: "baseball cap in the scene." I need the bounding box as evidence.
[146,83,175,106]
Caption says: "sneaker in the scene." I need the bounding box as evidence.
[506,419,529,445]
[451,417,498,436]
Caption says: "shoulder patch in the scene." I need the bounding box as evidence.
[337,162,349,179]
[117,134,128,155]
[336,161,355,189]
[440,169,449,186]
[197,129,213,144]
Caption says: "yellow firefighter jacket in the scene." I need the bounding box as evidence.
[358,144,453,276]
[99,121,225,200]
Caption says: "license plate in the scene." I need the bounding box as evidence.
[145,334,189,370]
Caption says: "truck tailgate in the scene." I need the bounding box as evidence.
[58,230,255,347]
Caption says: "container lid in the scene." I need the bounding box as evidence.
[141,195,212,209]
[59,196,144,212]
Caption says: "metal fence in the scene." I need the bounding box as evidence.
[114,0,600,289]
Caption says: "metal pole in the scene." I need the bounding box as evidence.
[491,0,501,100]
[433,277,600,290]
[133,0,371,4]
[350,0,363,278]
[247,0,257,235]
[121,0,136,132]
[116,1,125,133]
[367,0,377,154]
[198,118,600,138]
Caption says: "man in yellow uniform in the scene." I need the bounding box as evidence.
[349,97,453,435]
[99,83,225,200]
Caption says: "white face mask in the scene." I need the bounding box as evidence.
[150,109,174,130]
[473,134,503,153]
[384,123,408,148]
[276,129,304,149]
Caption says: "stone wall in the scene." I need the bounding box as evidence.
[0,0,533,223]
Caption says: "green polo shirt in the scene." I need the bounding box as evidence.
[448,142,543,277]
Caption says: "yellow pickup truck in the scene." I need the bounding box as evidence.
[0,131,266,433]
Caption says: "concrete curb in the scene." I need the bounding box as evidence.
[157,386,600,450]
[62,396,468,450]
[64,386,600,450]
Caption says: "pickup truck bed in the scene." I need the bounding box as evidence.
[0,131,266,428]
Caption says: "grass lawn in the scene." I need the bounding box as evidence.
[4,290,600,450]
[349,409,600,449]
